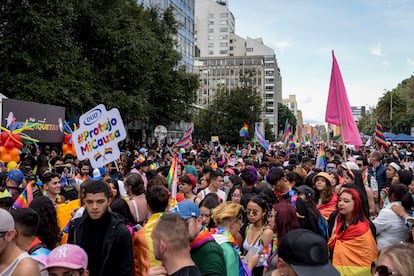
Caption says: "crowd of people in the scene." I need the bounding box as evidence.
[1,140,414,276]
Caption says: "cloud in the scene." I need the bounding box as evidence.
[370,43,384,57]
[275,40,290,53]
[407,58,414,66]
[381,60,390,66]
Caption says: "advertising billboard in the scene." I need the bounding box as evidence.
[2,99,65,143]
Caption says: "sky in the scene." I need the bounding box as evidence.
[229,0,414,125]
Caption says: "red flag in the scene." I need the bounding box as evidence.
[325,51,362,149]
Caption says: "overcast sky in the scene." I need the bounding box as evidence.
[229,0,414,125]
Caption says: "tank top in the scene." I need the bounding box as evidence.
[0,252,31,276]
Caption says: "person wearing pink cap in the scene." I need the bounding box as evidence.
[42,244,89,276]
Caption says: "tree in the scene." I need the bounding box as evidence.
[194,86,263,144]
[0,1,198,127]
[376,89,407,133]
[277,103,296,136]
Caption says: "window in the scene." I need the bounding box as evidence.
[209,13,214,18]
[220,27,228,32]
[219,50,227,55]
[208,28,214,33]
[220,12,227,18]
[220,42,227,47]
[246,47,253,52]
[219,35,228,40]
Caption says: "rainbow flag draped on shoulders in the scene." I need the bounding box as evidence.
[174,126,193,149]
[13,181,33,209]
[328,219,377,275]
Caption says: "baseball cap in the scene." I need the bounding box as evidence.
[0,208,14,232]
[296,185,315,200]
[7,169,24,184]
[92,167,107,181]
[278,229,339,276]
[224,168,235,175]
[170,200,201,220]
[42,244,88,271]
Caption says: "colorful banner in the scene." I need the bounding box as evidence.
[2,99,65,143]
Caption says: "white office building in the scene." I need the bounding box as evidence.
[194,0,282,135]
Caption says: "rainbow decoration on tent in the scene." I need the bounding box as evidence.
[13,181,34,209]
[316,145,327,170]
[239,122,249,138]
[174,126,193,149]
[375,119,387,150]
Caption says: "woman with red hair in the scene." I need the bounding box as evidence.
[328,189,377,275]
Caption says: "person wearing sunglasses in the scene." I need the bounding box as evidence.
[242,195,274,276]
[373,243,414,276]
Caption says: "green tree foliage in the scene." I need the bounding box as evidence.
[264,119,275,142]
[0,1,198,126]
[277,103,296,135]
[358,75,414,135]
[194,86,263,144]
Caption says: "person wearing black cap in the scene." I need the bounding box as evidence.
[270,229,339,276]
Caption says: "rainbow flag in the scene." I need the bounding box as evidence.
[13,181,33,209]
[255,123,269,150]
[167,154,178,200]
[174,126,193,149]
[316,145,327,170]
[375,120,387,150]
[283,120,292,149]
[239,122,249,138]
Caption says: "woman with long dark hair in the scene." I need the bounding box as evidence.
[29,196,61,250]
[242,195,274,276]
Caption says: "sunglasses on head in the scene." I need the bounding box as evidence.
[374,265,400,276]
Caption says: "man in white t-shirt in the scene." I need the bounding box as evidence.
[197,169,226,202]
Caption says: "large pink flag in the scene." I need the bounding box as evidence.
[325,51,362,149]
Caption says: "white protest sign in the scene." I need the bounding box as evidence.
[73,104,126,168]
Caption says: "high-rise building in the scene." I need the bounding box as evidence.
[194,0,282,135]
[137,0,195,72]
